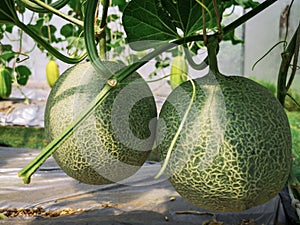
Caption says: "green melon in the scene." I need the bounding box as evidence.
[45,61,157,185]
[0,67,12,99]
[157,72,292,212]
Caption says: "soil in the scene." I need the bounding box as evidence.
[0,207,85,218]
[0,207,260,225]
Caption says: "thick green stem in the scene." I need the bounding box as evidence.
[277,26,299,106]
[183,44,208,70]
[286,22,300,91]
[84,0,107,73]
[98,0,110,60]
[206,37,220,74]
[100,0,109,29]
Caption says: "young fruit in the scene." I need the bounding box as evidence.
[0,67,12,99]
[169,55,188,90]
[46,60,59,88]
[45,62,157,185]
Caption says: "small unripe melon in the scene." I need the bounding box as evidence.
[45,62,157,185]
[157,72,292,212]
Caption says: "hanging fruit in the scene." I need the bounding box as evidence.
[156,37,292,212]
[169,54,188,90]
[46,60,60,88]
[45,61,157,185]
[0,67,12,99]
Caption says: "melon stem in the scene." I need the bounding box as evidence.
[206,37,220,76]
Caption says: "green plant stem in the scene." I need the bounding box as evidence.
[183,44,208,70]
[277,25,299,106]
[29,0,84,27]
[20,0,69,13]
[99,36,107,60]
[84,0,109,74]
[98,0,110,60]
[155,78,196,179]
[286,22,300,91]
[206,37,220,74]
[251,41,287,71]
[100,0,109,29]
[15,21,86,63]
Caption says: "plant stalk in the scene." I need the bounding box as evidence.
[206,37,220,74]
[98,0,110,60]
[16,21,86,63]
[277,25,299,106]
[29,0,84,27]
[20,0,69,13]
[286,22,300,91]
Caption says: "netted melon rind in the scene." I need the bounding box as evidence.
[45,62,157,185]
[157,73,292,212]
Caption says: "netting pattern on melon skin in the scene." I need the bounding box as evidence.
[157,74,292,212]
[45,62,157,185]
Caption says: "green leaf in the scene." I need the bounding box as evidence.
[4,24,14,33]
[123,0,227,50]
[15,65,31,85]
[0,0,19,25]
[122,0,178,50]
[68,0,85,19]
[60,24,75,38]
[0,51,15,62]
[41,25,58,42]
[15,0,26,14]
[65,36,85,51]
[112,0,127,12]
[160,0,218,36]
[0,44,15,62]
[0,44,13,52]
[27,18,44,34]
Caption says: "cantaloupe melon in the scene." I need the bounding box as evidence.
[45,61,157,185]
[157,71,292,212]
